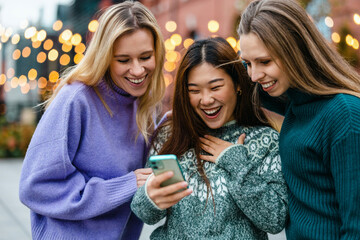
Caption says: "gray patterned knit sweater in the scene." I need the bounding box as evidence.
[131,120,288,239]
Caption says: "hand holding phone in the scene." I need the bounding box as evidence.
[147,154,192,209]
[149,154,186,187]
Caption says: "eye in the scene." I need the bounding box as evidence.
[211,85,222,91]
[261,60,270,65]
[244,61,251,67]
[188,89,199,94]
[140,56,151,61]
[117,59,129,63]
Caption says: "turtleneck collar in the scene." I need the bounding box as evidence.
[285,88,324,105]
[96,77,138,105]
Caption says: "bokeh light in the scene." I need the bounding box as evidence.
[53,20,63,31]
[88,20,99,32]
[165,21,177,32]
[208,20,219,33]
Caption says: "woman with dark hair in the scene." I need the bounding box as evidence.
[238,0,360,239]
[131,37,287,239]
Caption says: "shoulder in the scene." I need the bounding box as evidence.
[151,122,171,154]
[243,126,279,145]
[324,94,360,132]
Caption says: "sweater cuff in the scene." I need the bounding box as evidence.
[105,171,137,207]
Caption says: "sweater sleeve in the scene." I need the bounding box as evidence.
[131,126,170,224]
[331,129,360,239]
[19,86,138,221]
[216,128,288,234]
[131,178,167,224]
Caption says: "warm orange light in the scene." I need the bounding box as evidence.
[53,20,63,31]
[28,69,37,80]
[74,43,86,54]
[0,74,6,85]
[62,42,72,52]
[12,49,21,60]
[43,39,53,50]
[165,21,177,32]
[32,41,42,48]
[60,54,71,66]
[331,32,340,43]
[48,49,59,61]
[37,52,47,63]
[208,20,219,33]
[49,71,59,83]
[38,77,47,89]
[71,33,82,45]
[18,75,27,87]
[10,77,19,88]
[74,53,84,64]
[164,61,176,72]
[11,34,20,44]
[183,38,194,49]
[22,47,31,58]
[37,30,47,41]
[170,34,182,46]
[166,51,177,63]
[88,20,99,32]
[226,37,237,49]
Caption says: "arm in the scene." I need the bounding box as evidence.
[201,129,288,234]
[331,129,360,239]
[131,177,168,225]
[19,88,141,220]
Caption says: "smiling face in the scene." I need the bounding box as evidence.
[109,28,156,97]
[187,63,238,129]
[240,33,290,97]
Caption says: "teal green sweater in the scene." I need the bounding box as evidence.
[131,121,288,239]
[264,88,360,239]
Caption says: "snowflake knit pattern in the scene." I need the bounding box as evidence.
[131,120,288,240]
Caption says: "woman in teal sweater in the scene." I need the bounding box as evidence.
[237,0,360,239]
[131,37,288,239]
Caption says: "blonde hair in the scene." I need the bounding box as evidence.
[238,0,360,98]
[46,1,166,143]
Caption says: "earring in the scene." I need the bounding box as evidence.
[237,89,242,95]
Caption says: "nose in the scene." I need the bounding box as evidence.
[250,66,264,83]
[129,60,144,76]
[200,91,214,106]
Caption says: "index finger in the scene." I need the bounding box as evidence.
[151,171,174,187]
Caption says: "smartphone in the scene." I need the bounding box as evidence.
[149,154,186,188]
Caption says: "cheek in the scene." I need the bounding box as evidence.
[146,57,156,74]
[110,62,127,77]
[188,95,199,110]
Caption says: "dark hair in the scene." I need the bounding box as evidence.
[154,37,270,207]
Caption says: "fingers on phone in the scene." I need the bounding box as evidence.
[151,171,174,187]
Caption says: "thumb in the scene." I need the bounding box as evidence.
[237,133,246,145]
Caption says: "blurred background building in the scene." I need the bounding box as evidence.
[0,0,359,158]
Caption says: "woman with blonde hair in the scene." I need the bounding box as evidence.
[19,1,165,239]
[238,0,360,239]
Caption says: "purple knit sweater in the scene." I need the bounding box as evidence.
[19,79,147,240]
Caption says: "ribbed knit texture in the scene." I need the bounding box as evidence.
[19,79,147,240]
[266,88,360,240]
[131,121,288,239]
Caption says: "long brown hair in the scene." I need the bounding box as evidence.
[154,37,270,205]
[238,0,360,98]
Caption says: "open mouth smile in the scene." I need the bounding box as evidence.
[261,80,277,89]
[126,75,146,85]
[202,106,222,117]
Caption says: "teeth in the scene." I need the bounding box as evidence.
[203,107,221,115]
[128,76,145,84]
[262,80,276,88]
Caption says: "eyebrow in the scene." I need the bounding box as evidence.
[188,78,224,86]
[114,50,154,58]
